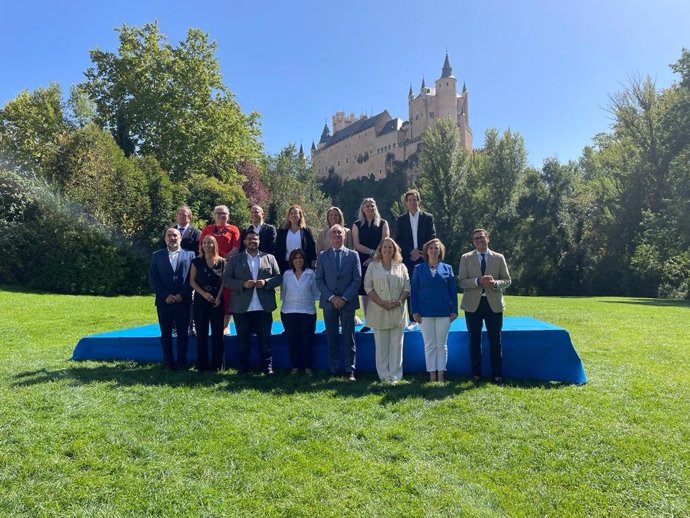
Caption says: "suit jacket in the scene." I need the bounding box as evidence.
[148,248,195,306]
[223,251,282,314]
[239,223,277,255]
[458,249,511,313]
[315,247,361,310]
[395,211,436,262]
[274,227,317,270]
[159,225,201,253]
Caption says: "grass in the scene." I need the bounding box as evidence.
[1,287,688,517]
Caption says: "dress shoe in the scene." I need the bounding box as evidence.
[472,375,481,383]
[289,368,299,375]
[347,372,356,381]
[305,368,313,376]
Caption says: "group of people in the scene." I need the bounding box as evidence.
[148,189,511,384]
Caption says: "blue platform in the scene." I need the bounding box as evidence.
[72,316,587,384]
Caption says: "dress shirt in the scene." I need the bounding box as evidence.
[408,211,420,250]
[168,249,180,270]
[281,269,319,314]
[246,253,264,311]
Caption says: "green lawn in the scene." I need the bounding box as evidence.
[1,288,688,517]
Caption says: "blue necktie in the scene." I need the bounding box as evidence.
[480,253,486,276]
[335,249,341,271]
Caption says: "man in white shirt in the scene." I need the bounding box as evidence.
[395,189,436,325]
[240,205,277,255]
[224,230,282,374]
[149,228,195,371]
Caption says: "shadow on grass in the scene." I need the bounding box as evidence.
[598,298,690,308]
[12,362,573,402]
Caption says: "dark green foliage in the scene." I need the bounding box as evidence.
[82,22,261,183]
[0,170,148,294]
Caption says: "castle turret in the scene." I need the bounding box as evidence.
[441,51,454,78]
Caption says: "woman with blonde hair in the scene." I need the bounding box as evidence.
[364,237,410,382]
[352,197,389,332]
[410,238,458,382]
[189,235,226,371]
[274,204,317,273]
[316,206,353,254]
[199,205,241,335]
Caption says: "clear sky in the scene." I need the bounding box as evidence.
[2,0,688,167]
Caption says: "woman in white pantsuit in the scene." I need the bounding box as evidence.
[410,238,458,382]
[363,238,410,383]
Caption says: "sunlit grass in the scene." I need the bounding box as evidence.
[1,288,688,517]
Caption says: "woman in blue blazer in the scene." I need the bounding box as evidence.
[410,238,458,382]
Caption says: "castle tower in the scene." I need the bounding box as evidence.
[434,52,458,124]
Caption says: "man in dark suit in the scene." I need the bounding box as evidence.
[458,228,511,385]
[315,224,362,380]
[149,227,196,371]
[395,189,436,324]
[223,230,282,374]
[162,205,201,253]
[240,204,277,255]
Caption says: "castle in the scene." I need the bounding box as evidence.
[311,53,472,181]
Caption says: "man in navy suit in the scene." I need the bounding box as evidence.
[149,227,196,371]
[160,205,201,253]
[395,189,436,280]
[315,224,362,380]
[239,204,277,255]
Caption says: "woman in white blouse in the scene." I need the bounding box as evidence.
[363,237,410,383]
[280,248,320,375]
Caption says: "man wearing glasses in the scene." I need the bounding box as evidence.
[458,228,511,385]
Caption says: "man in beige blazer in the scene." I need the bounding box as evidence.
[458,228,511,384]
[224,230,282,374]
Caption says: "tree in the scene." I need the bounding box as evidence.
[48,124,151,238]
[262,145,330,229]
[419,118,470,266]
[0,83,70,176]
[82,22,262,182]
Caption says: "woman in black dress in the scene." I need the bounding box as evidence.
[352,197,389,332]
[189,235,226,372]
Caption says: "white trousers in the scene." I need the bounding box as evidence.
[373,327,404,381]
[420,317,451,372]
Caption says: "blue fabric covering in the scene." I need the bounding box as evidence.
[71,316,587,384]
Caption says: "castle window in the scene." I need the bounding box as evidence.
[346,157,348,163]
[338,161,340,166]
[430,112,435,118]
[446,82,449,86]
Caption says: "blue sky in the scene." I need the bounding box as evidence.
[2,0,688,167]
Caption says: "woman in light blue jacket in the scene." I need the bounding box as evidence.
[410,238,458,382]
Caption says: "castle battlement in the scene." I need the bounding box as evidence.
[312,53,472,181]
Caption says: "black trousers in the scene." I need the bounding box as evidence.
[233,310,273,373]
[156,302,191,369]
[281,312,316,370]
[193,297,225,371]
[465,297,503,378]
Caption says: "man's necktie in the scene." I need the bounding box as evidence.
[480,253,486,276]
[335,249,341,271]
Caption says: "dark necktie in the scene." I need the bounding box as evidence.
[480,253,486,275]
[335,249,341,271]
